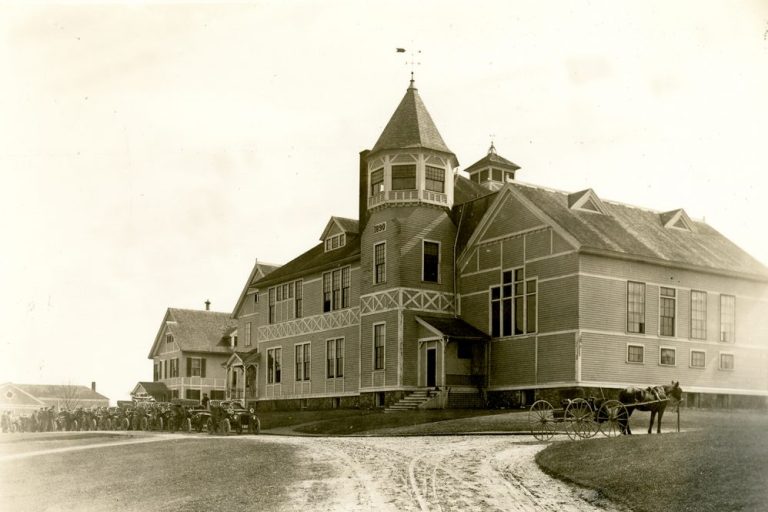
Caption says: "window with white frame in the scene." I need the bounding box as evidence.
[324,233,346,252]
[323,267,350,312]
[269,280,302,324]
[245,322,252,347]
[374,242,386,284]
[691,290,707,340]
[627,344,644,363]
[370,168,384,196]
[720,295,735,342]
[719,353,734,370]
[187,357,206,377]
[690,350,706,368]
[490,268,537,336]
[326,338,344,378]
[423,241,440,283]
[295,343,310,382]
[374,324,385,370]
[659,347,676,366]
[391,164,416,190]
[660,287,676,337]
[627,282,646,334]
[267,348,282,384]
[425,165,445,193]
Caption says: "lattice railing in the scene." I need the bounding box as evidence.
[360,288,454,315]
[258,307,360,342]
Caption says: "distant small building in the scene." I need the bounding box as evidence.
[0,382,109,415]
[130,381,171,402]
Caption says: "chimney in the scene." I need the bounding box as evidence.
[205,300,211,311]
[359,149,370,231]
[91,381,96,392]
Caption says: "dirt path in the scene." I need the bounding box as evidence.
[261,435,621,512]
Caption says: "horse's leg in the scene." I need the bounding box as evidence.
[623,408,632,435]
[657,407,664,434]
[648,410,656,434]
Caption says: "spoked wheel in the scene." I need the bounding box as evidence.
[565,398,598,440]
[598,400,629,437]
[249,418,261,435]
[528,400,556,441]
[207,418,216,435]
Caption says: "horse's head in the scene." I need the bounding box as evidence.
[666,381,683,402]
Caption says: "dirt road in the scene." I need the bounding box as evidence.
[266,435,621,512]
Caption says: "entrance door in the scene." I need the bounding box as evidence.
[426,348,436,387]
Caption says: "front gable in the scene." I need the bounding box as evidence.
[479,192,547,242]
[0,383,44,407]
[148,309,178,359]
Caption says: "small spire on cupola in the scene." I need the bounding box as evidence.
[465,143,521,191]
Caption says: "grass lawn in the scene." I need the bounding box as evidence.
[536,408,768,512]
[0,437,311,512]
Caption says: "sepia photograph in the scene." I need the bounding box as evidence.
[1,1,767,511]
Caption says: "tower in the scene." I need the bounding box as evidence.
[358,80,459,404]
[464,142,520,191]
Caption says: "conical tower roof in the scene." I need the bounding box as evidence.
[371,81,455,158]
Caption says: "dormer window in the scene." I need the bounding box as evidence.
[660,209,694,232]
[392,164,416,190]
[425,166,445,193]
[568,189,607,214]
[324,233,346,252]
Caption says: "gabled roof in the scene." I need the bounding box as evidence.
[567,189,607,214]
[131,381,170,400]
[148,308,238,358]
[464,182,768,280]
[660,209,695,231]
[452,181,499,255]
[454,174,495,205]
[252,234,361,289]
[224,349,258,367]
[13,383,109,401]
[231,260,281,316]
[320,216,360,240]
[464,144,520,175]
[370,81,456,162]
[416,316,490,341]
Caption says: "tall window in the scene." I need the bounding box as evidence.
[627,344,644,363]
[491,269,536,336]
[374,324,385,370]
[659,287,676,337]
[269,280,302,323]
[720,295,735,342]
[627,282,646,334]
[295,343,310,382]
[187,357,206,378]
[391,164,416,190]
[153,363,159,381]
[374,242,386,284]
[323,267,350,312]
[295,280,303,318]
[425,166,445,193]
[327,338,344,378]
[691,290,707,340]
[245,322,252,347]
[268,287,276,324]
[423,241,440,282]
[370,168,384,196]
[170,358,179,378]
[690,350,706,368]
[166,333,173,344]
[267,348,282,384]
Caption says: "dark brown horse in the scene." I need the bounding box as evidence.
[618,381,682,434]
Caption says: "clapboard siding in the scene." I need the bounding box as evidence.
[538,333,576,382]
[360,309,399,389]
[460,293,490,334]
[490,337,536,386]
[538,276,578,333]
[579,275,626,332]
[526,252,578,281]
[525,229,551,260]
[479,243,501,270]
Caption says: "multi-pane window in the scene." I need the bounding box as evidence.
[374,324,385,370]
[324,233,346,252]
[660,287,676,337]
[323,267,350,312]
[374,242,386,284]
[391,164,416,190]
[719,353,734,370]
[720,295,735,342]
[691,291,707,340]
[660,347,676,366]
[245,322,252,347]
[169,358,179,378]
[423,241,440,283]
[269,280,302,324]
[425,166,445,193]
[295,280,303,319]
[295,343,310,382]
[187,357,206,378]
[690,350,706,368]
[627,344,644,363]
[166,333,173,344]
[491,269,536,336]
[326,338,344,378]
[627,282,646,334]
[267,348,282,384]
[370,168,384,196]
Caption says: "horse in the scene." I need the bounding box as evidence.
[617,381,682,435]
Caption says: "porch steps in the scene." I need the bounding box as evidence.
[384,390,433,413]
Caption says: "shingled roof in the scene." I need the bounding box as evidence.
[149,308,238,358]
[370,81,455,158]
[464,144,521,174]
[14,383,109,401]
[501,182,768,279]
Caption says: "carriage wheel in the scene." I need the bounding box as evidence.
[528,400,556,441]
[249,418,261,435]
[140,417,148,431]
[598,400,629,437]
[207,418,216,435]
[121,418,129,431]
[565,399,598,440]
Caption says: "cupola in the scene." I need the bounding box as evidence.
[465,143,520,191]
[364,80,458,211]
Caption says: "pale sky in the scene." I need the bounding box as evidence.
[2,1,767,404]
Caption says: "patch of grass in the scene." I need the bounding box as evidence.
[536,409,768,512]
[292,408,508,435]
[0,438,312,512]
[256,409,361,430]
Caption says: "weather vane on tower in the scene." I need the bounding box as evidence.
[396,46,421,84]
